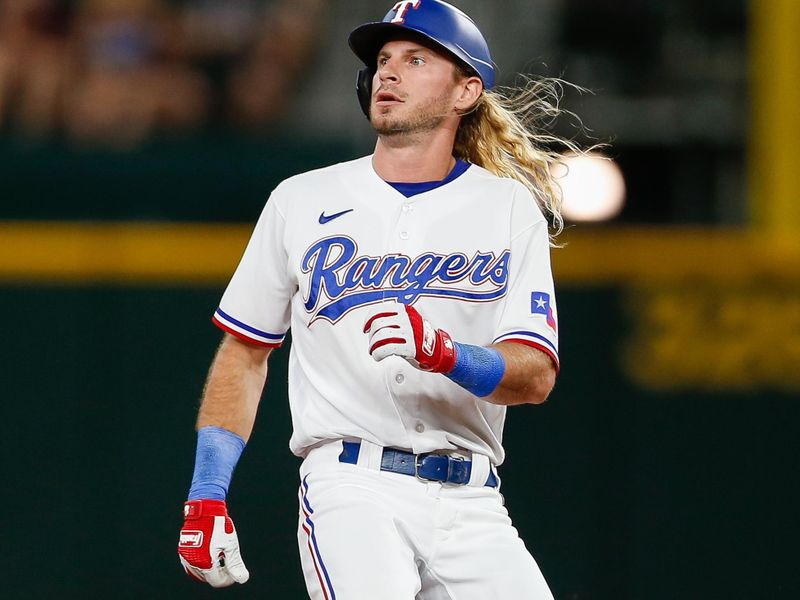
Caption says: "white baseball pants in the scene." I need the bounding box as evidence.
[296,441,554,600]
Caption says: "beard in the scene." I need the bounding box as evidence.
[371,91,452,137]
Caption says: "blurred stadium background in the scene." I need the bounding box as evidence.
[2,0,797,598]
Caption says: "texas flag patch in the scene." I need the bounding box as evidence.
[531,292,557,333]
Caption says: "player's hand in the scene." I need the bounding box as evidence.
[363,302,457,373]
[178,499,250,587]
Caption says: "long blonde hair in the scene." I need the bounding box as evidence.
[454,75,589,242]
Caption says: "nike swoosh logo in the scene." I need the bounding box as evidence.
[319,209,354,224]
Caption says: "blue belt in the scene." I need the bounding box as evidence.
[338,441,498,488]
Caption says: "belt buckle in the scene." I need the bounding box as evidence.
[414,452,434,483]
[415,453,465,484]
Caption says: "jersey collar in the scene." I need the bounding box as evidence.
[384,160,472,198]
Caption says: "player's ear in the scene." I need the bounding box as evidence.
[454,76,483,113]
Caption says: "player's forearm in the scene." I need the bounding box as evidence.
[484,342,556,406]
[197,334,272,442]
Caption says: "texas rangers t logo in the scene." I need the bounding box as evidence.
[391,0,421,23]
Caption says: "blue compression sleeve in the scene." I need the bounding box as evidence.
[187,426,246,500]
[445,343,506,397]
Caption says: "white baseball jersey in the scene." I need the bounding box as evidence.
[212,155,558,465]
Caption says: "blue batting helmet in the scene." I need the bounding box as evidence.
[349,0,495,117]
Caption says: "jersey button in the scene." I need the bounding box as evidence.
[399,231,409,240]
[401,204,412,212]
[395,373,405,384]
[415,422,425,433]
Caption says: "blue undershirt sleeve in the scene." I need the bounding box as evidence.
[187,426,246,501]
[445,342,506,398]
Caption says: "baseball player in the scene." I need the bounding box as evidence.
[178,1,568,598]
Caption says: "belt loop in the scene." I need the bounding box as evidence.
[357,440,383,471]
[467,453,491,487]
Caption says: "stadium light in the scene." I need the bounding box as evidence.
[555,153,626,222]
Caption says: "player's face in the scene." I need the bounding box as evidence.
[370,39,465,137]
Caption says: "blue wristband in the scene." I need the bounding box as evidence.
[187,426,246,501]
[445,343,506,397]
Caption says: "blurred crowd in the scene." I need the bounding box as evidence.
[0,0,323,148]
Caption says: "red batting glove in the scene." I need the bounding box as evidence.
[178,499,250,587]
[363,302,457,373]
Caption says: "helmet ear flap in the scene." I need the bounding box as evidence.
[356,67,374,118]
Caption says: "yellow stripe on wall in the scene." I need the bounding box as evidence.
[555,227,800,283]
[750,0,800,234]
[2,222,800,285]
[0,221,252,284]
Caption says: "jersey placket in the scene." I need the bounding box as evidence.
[383,193,429,443]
